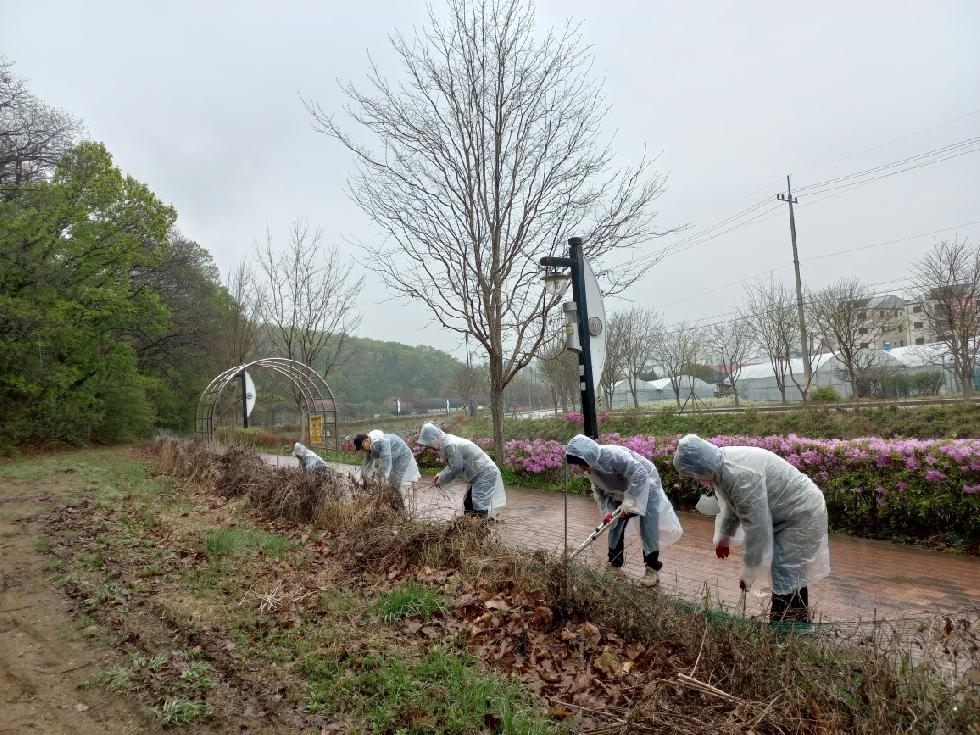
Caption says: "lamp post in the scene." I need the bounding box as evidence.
[540,236,599,439]
[239,370,249,429]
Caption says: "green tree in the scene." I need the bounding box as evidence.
[129,232,232,431]
[0,142,175,445]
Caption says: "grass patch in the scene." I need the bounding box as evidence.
[203,527,295,559]
[84,665,132,694]
[182,661,218,693]
[377,583,445,623]
[149,697,213,725]
[301,645,553,734]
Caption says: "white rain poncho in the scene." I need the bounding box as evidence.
[566,434,683,554]
[361,429,386,474]
[293,442,328,472]
[673,434,831,595]
[417,422,506,513]
[361,433,421,488]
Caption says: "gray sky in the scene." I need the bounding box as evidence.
[3,1,979,363]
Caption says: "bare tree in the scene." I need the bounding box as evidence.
[807,277,889,399]
[308,0,674,458]
[0,59,81,187]
[709,319,754,406]
[599,312,629,409]
[909,237,980,399]
[450,359,482,416]
[744,277,799,404]
[537,333,579,414]
[651,322,703,407]
[255,218,364,401]
[214,260,265,370]
[619,306,662,408]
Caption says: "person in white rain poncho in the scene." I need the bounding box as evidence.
[293,442,328,473]
[566,434,683,588]
[672,434,831,622]
[416,423,506,517]
[353,430,421,489]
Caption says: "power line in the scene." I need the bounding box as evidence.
[653,134,979,267]
[655,275,918,339]
[795,135,980,196]
[666,203,784,257]
[661,198,772,253]
[653,220,978,311]
[801,144,980,207]
[800,220,979,264]
[790,108,980,178]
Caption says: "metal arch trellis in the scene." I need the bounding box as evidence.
[195,357,339,452]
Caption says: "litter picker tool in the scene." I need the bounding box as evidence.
[569,511,623,560]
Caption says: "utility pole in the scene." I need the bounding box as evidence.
[777,174,811,401]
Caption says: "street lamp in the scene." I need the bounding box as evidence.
[543,267,571,297]
[540,236,600,439]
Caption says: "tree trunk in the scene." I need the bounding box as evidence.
[848,367,859,400]
[961,365,975,400]
[730,378,740,407]
[488,342,506,466]
[490,389,505,466]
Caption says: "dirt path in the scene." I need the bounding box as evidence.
[0,474,144,735]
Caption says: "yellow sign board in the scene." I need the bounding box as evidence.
[309,415,324,445]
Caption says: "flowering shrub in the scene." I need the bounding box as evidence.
[476,432,980,552]
[411,443,444,470]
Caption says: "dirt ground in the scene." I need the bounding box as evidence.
[0,472,144,734]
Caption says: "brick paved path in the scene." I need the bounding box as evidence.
[266,455,980,623]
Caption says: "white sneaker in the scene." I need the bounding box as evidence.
[639,568,660,588]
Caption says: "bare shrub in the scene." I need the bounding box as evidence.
[147,438,979,733]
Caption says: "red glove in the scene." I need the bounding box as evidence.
[603,513,615,525]
[715,542,730,559]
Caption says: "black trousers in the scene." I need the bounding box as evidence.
[463,486,489,517]
[607,522,661,570]
[770,587,809,623]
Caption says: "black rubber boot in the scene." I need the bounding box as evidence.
[770,587,810,623]
[643,550,663,571]
[607,530,625,568]
[463,485,488,518]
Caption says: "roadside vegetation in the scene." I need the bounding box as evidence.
[218,402,980,554]
[12,441,978,733]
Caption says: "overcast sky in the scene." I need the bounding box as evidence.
[3,1,979,363]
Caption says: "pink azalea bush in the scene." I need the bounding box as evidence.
[406,428,980,550]
[498,432,980,552]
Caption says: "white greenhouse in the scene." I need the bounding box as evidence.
[609,378,660,408]
[610,376,716,406]
[734,343,964,402]
[649,377,716,403]
[735,353,849,402]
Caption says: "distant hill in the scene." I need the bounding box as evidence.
[320,336,463,414]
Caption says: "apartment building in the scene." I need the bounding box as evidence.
[817,293,940,351]
[856,295,909,349]
[904,298,933,346]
